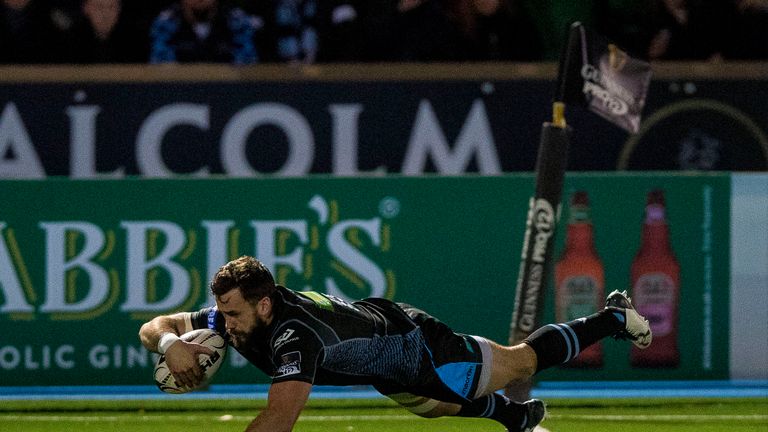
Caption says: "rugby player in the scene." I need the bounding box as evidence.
[139,255,652,432]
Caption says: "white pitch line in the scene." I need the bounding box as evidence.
[1,413,766,423]
[0,414,417,423]
[549,414,768,422]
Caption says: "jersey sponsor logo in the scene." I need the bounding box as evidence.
[461,364,477,397]
[274,351,301,378]
[208,308,218,329]
[274,328,299,350]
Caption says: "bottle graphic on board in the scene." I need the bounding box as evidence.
[630,189,680,368]
[555,191,604,367]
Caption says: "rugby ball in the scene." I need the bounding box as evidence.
[153,328,227,394]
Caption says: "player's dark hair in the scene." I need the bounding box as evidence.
[210,256,276,303]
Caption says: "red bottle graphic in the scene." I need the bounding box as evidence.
[555,191,604,367]
[630,189,680,368]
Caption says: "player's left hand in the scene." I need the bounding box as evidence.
[164,340,214,389]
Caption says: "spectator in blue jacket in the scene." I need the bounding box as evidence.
[149,0,260,64]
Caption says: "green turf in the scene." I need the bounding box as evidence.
[1,398,765,432]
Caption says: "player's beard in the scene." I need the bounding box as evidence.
[228,315,270,349]
[228,331,247,349]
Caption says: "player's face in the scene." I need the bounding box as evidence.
[215,288,271,349]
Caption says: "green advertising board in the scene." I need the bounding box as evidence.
[0,174,730,386]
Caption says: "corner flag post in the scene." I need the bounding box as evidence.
[505,22,652,401]
[504,103,571,402]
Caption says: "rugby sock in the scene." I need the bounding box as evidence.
[457,393,529,430]
[524,307,625,373]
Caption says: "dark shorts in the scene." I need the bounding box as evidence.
[368,302,492,405]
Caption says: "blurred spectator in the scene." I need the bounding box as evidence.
[593,0,655,58]
[443,0,541,61]
[0,0,66,63]
[149,0,261,64]
[517,0,595,60]
[724,0,768,59]
[272,0,321,62]
[361,0,464,61]
[645,0,733,61]
[352,0,540,62]
[314,0,366,62]
[202,0,365,63]
[268,0,365,63]
[593,0,766,62]
[2,0,766,64]
[64,0,146,63]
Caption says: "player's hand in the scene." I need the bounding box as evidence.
[164,340,215,389]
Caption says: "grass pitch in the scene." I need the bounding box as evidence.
[1,397,766,432]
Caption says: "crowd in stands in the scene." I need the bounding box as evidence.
[1,0,766,64]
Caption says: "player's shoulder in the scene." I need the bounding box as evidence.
[189,306,224,332]
[277,286,332,315]
[280,286,360,312]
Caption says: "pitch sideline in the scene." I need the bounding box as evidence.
[1,413,765,422]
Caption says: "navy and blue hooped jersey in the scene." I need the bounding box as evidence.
[190,285,485,403]
[150,4,260,64]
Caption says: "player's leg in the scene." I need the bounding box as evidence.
[373,381,461,418]
[385,305,547,431]
[482,290,653,391]
[383,391,545,432]
[474,337,537,394]
[385,392,460,418]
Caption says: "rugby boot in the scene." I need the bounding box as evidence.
[606,290,652,349]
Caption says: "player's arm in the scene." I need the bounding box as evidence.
[138,312,192,352]
[244,380,312,432]
[138,312,212,389]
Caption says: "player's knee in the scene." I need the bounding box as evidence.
[388,393,444,417]
[516,363,536,381]
[486,344,537,390]
[509,343,537,379]
[411,400,461,418]
[404,398,442,417]
[411,405,442,418]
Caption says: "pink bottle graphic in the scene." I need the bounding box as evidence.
[630,189,680,368]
